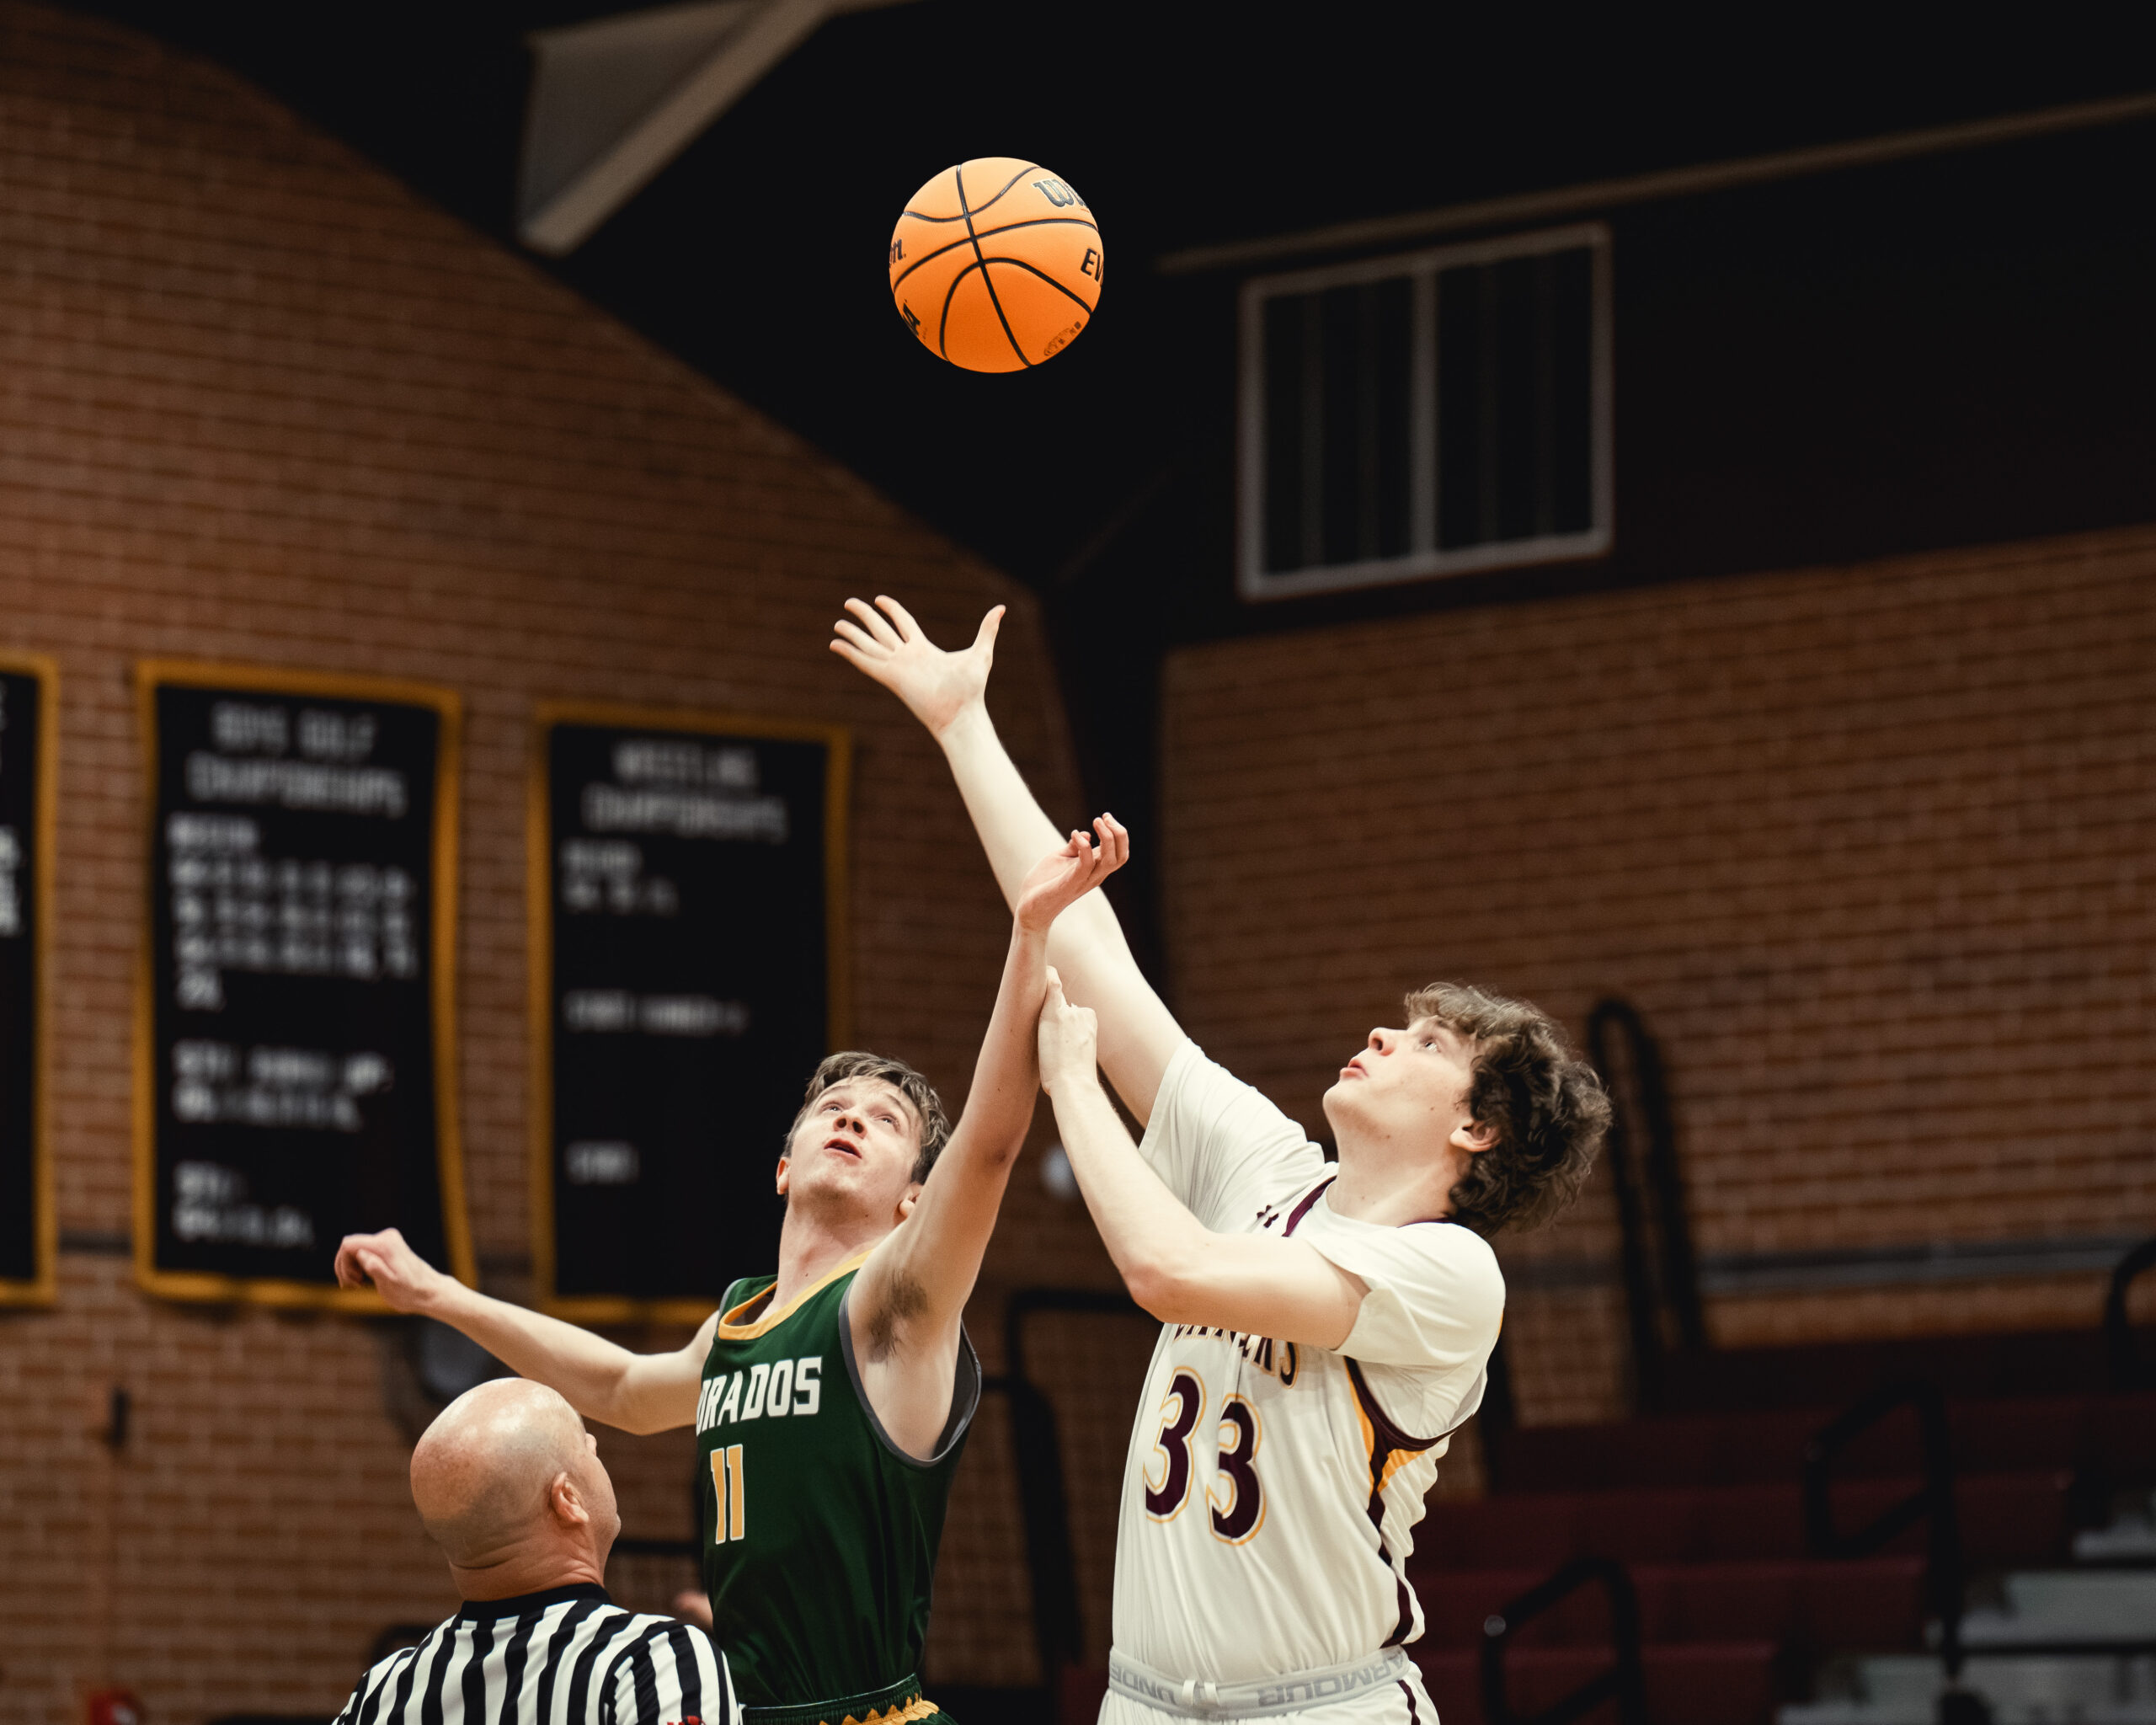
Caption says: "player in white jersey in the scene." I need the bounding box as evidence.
[834,598,1610,1724]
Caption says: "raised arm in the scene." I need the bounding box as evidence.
[847,821,1126,1455]
[333,1228,709,1435]
[832,596,1184,1123]
[1034,974,1369,1349]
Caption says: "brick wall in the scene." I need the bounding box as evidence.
[0,5,1113,1717]
[1159,528,2156,1427]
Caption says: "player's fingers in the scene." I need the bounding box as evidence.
[1080,818,1113,886]
[973,605,1004,657]
[878,595,924,640]
[833,619,881,655]
[839,600,891,648]
[1089,826,1118,883]
[845,596,902,648]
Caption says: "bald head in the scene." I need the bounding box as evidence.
[410,1379,619,1597]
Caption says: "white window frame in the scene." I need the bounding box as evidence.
[1236,222,1614,601]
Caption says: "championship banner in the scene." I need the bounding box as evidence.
[0,654,56,1306]
[531,705,849,1322]
[134,664,470,1306]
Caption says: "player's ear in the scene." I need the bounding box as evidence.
[1450,1118,1498,1154]
[896,1183,922,1222]
[774,1154,792,1198]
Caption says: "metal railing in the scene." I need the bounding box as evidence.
[1480,1556,1649,1725]
[1584,997,1704,1413]
[990,1286,1146,1688]
[2105,1234,2156,1392]
[1802,1380,1967,1676]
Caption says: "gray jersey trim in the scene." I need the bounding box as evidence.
[835,1283,981,1470]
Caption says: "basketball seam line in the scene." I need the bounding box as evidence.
[900,161,1041,225]
[974,255,1098,316]
[954,161,1030,369]
[890,217,1102,293]
[932,256,1097,361]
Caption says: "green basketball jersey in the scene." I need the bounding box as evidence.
[695,1251,978,1724]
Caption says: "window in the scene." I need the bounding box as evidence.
[1237,222,1611,600]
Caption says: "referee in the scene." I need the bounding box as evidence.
[336,1379,736,1725]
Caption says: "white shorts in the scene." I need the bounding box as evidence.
[1097,1669,1441,1725]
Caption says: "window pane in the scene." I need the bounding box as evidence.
[1245,227,1604,596]
[1435,243,1595,553]
[1318,278,1413,568]
[1435,263,1486,551]
[1552,245,1593,535]
[1261,293,1306,574]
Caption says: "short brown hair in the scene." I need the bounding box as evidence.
[785,1050,951,1184]
[1404,982,1609,1236]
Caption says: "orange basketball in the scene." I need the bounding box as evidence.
[889,158,1103,372]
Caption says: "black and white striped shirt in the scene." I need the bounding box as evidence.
[336,1585,737,1725]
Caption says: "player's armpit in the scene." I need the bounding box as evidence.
[1130,1232,1368,1352]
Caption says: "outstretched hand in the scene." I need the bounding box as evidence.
[1037,968,1101,1097]
[333,1226,450,1311]
[1014,814,1129,935]
[830,595,1001,740]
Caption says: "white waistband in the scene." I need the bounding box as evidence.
[1107,1648,1414,1718]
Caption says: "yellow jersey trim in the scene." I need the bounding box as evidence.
[718,1248,873,1340]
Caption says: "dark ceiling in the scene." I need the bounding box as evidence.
[67,2,2156,592]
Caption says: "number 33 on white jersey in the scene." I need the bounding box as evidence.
[1112,1042,1505,1688]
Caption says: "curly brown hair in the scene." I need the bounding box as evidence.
[784,1050,952,1184]
[1405,982,1609,1236]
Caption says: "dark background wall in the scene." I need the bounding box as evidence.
[3,4,2153,1717]
[0,7,1100,1712]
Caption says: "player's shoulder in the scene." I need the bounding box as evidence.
[1400,1217,1505,1298]
[1412,1215,1502,1274]
[1310,1204,1505,1307]
[1158,1039,1313,1140]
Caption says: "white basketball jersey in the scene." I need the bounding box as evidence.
[1110,1041,1505,1685]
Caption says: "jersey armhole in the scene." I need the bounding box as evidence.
[835,1284,982,1470]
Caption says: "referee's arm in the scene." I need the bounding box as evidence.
[605,1621,738,1725]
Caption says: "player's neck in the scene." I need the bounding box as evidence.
[770,1200,891,1309]
[1325,1133,1465,1226]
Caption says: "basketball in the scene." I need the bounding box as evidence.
[889,158,1103,372]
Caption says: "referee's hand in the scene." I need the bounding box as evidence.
[335,1226,448,1311]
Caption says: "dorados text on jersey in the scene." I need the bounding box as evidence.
[696,1356,822,1432]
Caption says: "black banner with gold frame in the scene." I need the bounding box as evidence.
[0,653,56,1307]
[531,703,850,1323]
[133,663,472,1307]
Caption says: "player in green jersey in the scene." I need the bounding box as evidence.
[335,790,1127,1724]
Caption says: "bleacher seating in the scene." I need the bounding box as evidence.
[1401,1357,2156,1725]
